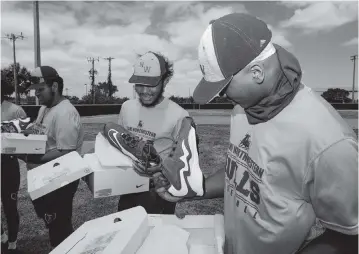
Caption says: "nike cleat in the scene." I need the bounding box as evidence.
[161,117,204,198]
[103,123,161,168]
[1,117,31,133]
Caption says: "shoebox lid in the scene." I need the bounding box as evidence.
[82,153,149,198]
[95,133,133,167]
[1,133,47,141]
[49,206,149,254]
[1,133,47,154]
[27,151,92,200]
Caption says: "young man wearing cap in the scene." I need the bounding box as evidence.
[24,66,84,248]
[114,51,203,214]
[155,13,358,254]
[1,81,27,254]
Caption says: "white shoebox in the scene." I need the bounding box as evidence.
[27,151,92,200]
[49,206,150,254]
[1,133,47,154]
[83,153,149,198]
[146,214,225,254]
[94,132,134,167]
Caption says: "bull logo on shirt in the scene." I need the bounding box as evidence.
[239,134,251,150]
[137,120,143,128]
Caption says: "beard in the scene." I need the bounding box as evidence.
[138,85,165,108]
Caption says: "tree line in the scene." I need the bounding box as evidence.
[1,63,357,105]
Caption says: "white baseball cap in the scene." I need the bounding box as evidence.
[129,52,167,87]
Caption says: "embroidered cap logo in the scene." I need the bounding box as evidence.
[139,61,151,73]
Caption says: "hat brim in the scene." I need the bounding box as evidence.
[193,76,233,104]
[128,75,162,87]
[25,82,47,91]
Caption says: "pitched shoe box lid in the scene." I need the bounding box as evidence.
[49,206,150,254]
[1,133,47,154]
[83,153,149,198]
[27,151,92,200]
[95,133,133,167]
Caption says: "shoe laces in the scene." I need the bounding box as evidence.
[121,133,140,148]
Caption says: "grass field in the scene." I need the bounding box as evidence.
[1,124,228,254]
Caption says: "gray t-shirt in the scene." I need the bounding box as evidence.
[118,98,189,158]
[27,99,84,169]
[1,100,27,121]
[224,85,358,254]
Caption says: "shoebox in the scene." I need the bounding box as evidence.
[145,214,225,254]
[94,132,134,167]
[49,206,224,254]
[83,153,149,198]
[1,133,47,154]
[27,151,92,200]
[49,206,150,254]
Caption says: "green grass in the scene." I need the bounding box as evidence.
[1,124,228,254]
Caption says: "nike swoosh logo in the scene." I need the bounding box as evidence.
[108,129,122,148]
[136,184,144,188]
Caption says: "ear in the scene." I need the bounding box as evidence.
[250,64,265,84]
[52,82,58,93]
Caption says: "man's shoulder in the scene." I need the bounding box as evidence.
[55,99,80,117]
[6,101,24,111]
[121,99,137,111]
[166,99,188,115]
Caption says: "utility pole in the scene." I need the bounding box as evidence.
[350,55,358,103]
[65,88,69,96]
[34,1,41,105]
[4,33,25,105]
[104,57,115,98]
[87,57,99,104]
[84,83,88,96]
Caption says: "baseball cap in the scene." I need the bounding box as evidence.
[25,66,61,90]
[128,52,167,86]
[193,13,274,104]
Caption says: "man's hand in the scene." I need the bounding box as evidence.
[152,172,184,203]
[132,160,162,177]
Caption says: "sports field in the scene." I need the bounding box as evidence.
[1,110,357,254]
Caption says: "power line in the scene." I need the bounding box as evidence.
[87,57,99,104]
[103,57,115,98]
[350,55,358,103]
[2,32,26,105]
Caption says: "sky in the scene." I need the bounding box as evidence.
[1,1,358,99]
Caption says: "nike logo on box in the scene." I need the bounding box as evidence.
[136,184,144,188]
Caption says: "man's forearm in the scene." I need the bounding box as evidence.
[202,168,225,199]
[182,169,225,201]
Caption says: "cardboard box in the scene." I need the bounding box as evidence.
[50,206,224,254]
[95,133,133,167]
[83,153,149,198]
[1,133,47,154]
[49,206,149,254]
[147,214,224,254]
[27,151,92,200]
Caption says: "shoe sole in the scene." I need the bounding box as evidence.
[163,117,204,197]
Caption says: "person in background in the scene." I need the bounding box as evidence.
[1,79,27,254]
[24,66,84,248]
